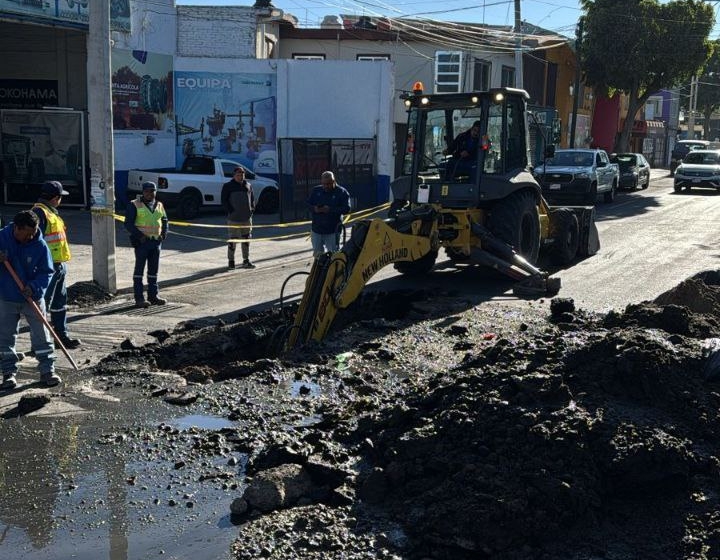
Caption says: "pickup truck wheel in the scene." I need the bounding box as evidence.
[256,188,279,214]
[603,181,617,203]
[178,191,202,220]
[548,208,579,265]
[585,183,598,206]
[674,184,682,193]
[394,250,438,275]
[488,190,541,264]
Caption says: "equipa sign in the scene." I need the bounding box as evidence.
[361,248,409,282]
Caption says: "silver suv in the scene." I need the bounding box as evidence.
[673,149,720,192]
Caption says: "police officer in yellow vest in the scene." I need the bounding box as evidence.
[124,181,169,308]
[31,180,81,349]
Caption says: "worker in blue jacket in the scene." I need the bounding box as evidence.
[307,171,351,257]
[0,210,59,389]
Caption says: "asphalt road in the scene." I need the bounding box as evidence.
[551,172,720,313]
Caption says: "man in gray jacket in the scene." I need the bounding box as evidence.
[221,167,255,269]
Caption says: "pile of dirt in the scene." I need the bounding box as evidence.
[67,281,114,308]
[81,276,720,559]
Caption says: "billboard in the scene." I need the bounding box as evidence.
[112,49,173,137]
[0,0,131,32]
[174,71,277,174]
[0,79,59,109]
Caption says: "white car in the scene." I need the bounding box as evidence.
[673,150,720,193]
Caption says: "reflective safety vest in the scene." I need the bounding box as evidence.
[32,203,71,263]
[133,198,166,239]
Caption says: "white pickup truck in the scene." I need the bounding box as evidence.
[127,156,279,219]
[533,148,619,206]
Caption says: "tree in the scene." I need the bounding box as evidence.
[696,40,720,140]
[580,0,714,152]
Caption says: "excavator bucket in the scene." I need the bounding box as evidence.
[574,206,600,257]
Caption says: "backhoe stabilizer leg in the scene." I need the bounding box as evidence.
[470,221,560,297]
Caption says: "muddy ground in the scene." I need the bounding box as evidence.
[25,271,720,558]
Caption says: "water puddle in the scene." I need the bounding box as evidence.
[0,405,242,559]
[167,414,235,430]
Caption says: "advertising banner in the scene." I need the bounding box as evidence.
[112,49,173,137]
[1,109,86,206]
[0,79,59,109]
[174,71,277,175]
[0,0,131,32]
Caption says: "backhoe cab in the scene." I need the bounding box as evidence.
[285,86,599,350]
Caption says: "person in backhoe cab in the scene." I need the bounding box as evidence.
[445,120,481,178]
[124,181,169,308]
[307,171,351,257]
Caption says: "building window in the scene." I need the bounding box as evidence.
[473,59,491,91]
[292,54,325,60]
[435,51,462,93]
[645,96,662,120]
[357,54,390,61]
[501,66,515,87]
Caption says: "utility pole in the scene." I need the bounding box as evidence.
[687,75,698,139]
[87,0,117,292]
[570,17,584,148]
[514,0,523,89]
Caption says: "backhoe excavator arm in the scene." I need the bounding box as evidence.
[285,216,437,350]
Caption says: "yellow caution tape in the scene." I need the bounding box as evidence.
[113,201,391,243]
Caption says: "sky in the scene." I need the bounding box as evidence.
[175,0,720,38]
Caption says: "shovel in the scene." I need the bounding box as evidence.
[3,260,79,371]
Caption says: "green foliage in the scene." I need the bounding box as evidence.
[696,40,720,137]
[580,0,714,150]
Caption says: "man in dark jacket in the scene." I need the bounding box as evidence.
[221,166,255,269]
[307,171,351,257]
[0,210,59,389]
[446,120,481,179]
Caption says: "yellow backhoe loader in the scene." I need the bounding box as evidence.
[286,85,599,349]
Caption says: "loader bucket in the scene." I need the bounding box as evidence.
[573,206,600,257]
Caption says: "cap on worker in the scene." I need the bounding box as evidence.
[142,181,157,191]
[472,120,482,129]
[41,180,69,197]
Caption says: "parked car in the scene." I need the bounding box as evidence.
[670,139,710,175]
[533,148,619,205]
[127,156,279,219]
[673,149,720,192]
[611,153,651,190]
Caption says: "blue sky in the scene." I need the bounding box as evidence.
[176,0,720,39]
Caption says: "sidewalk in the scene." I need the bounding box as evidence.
[0,204,321,377]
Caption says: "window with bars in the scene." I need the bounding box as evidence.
[292,54,326,60]
[356,54,390,61]
[473,59,491,91]
[435,51,462,93]
[501,65,515,87]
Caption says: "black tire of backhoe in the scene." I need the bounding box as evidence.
[548,208,579,266]
[445,247,470,261]
[487,190,541,264]
[394,250,438,275]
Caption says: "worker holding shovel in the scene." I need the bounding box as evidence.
[0,210,60,389]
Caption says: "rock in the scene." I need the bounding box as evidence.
[230,497,249,516]
[120,338,139,350]
[163,392,198,405]
[242,463,314,513]
[550,297,575,318]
